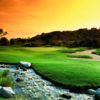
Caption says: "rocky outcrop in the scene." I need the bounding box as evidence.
[0,86,15,98]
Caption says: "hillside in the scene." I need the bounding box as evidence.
[1,28,100,47]
[29,28,100,47]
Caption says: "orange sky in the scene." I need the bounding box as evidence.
[0,0,100,38]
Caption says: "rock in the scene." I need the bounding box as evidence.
[94,88,100,100]
[96,88,100,92]
[20,72,26,76]
[22,68,27,71]
[28,77,33,80]
[16,77,24,82]
[87,89,96,95]
[19,61,32,68]
[0,87,15,98]
[60,93,72,99]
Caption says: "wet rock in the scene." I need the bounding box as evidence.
[87,89,96,95]
[96,88,100,92]
[19,61,32,68]
[28,77,33,80]
[22,68,27,71]
[58,97,64,100]
[0,87,15,98]
[16,77,24,82]
[95,88,100,100]
[20,72,26,76]
[60,93,72,99]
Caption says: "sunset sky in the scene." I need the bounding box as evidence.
[0,0,100,38]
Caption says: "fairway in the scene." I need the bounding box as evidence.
[0,46,100,90]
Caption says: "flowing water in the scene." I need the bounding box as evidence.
[0,64,94,100]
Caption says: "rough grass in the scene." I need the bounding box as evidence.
[0,70,13,87]
[0,70,9,77]
[0,96,28,100]
[67,54,93,59]
[0,46,100,90]
[10,96,28,100]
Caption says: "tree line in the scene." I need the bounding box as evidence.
[1,28,100,47]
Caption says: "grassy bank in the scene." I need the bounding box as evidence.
[0,46,100,90]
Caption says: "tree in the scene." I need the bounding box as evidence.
[0,37,9,45]
[0,29,8,38]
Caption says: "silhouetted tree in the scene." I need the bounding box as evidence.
[10,39,15,45]
[0,37,9,45]
[0,29,8,37]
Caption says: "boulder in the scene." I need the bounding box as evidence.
[94,88,100,100]
[0,87,15,98]
[19,61,32,68]
[60,93,72,99]
[87,89,96,95]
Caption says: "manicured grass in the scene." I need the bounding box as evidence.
[59,47,86,53]
[0,46,100,90]
[67,54,93,59]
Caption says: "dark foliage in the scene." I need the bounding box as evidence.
[1,28,100,47]
[0,37,9,45]
[21,28,100,47]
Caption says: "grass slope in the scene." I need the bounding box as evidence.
[0,46,100,90]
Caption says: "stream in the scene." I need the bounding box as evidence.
[0,64,94,100]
